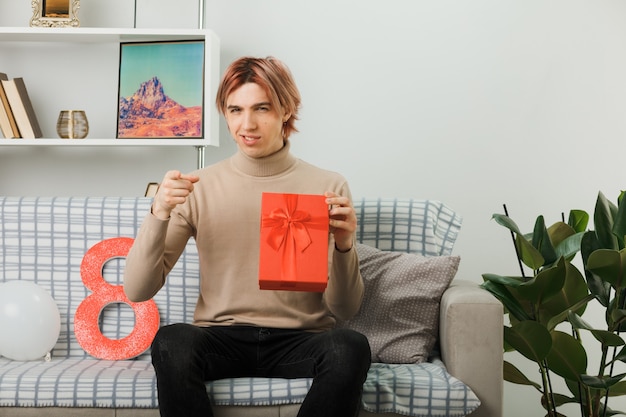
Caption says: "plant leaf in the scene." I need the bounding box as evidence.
[611,308,626,331]
[505,321,552,363]
[568,209,589,233]
[540,261,590,327]
[540,392,579,417]
[492,213,523,235]
[587,249,624,290]
[480,278,531,322]
[567,311,626,346]
[516,258,566,304]
[546,294,595,332]
[516,233,545,270]
[503,360,541,389]
[545,331,587,381]
[534,216,558,266]
[580,373,626,390]
[492,213,545,270]
[581,231,611,306]
[542,392,579,408]
[594,191,619,251]
[554,232,586,261]
[612,345,626,364]
[548,221,575,249]
[605,380,626,396]
[481,273,524,288]
[613,191,626,249]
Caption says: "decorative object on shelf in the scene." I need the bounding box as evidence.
[117,40,205,139]
[56,110,88,139]
[144,182,159,197]
[0,280,61,361]
[1,77,43,138]
[30,0,80,28]
[0,73,20,139]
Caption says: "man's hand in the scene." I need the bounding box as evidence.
[151,170,200,220]
[325,191,356,252]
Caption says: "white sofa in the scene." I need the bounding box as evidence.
[0,197,503,417]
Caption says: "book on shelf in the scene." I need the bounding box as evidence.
[0,73,20,139]
[0,77,42,139]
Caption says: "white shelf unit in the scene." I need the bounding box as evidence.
[0,27,220,149]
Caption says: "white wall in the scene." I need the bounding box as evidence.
[3,1,626,415]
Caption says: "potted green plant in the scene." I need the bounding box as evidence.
[482,191,626,417]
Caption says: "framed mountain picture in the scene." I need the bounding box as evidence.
[116,40,205,139]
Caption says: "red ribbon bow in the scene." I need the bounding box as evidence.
[264,194,313,254]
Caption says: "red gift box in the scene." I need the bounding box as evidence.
[259,193,329,292]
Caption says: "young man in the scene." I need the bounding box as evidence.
[123,56,371,417]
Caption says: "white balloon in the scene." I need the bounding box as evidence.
[0,280,61,361]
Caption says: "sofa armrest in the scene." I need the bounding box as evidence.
[439,279,503,417]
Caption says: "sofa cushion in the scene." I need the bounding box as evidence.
[208,360,480,416]
[0,358,479,417]
[0,358,157,408]
[354,198,462,257]
[339,244,460,364]
[362,360,480,417]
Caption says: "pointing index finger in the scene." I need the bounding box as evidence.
[179,173,200,183]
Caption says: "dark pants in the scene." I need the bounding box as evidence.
[151,323,371,417]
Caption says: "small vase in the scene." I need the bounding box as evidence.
[56,110,88,139]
